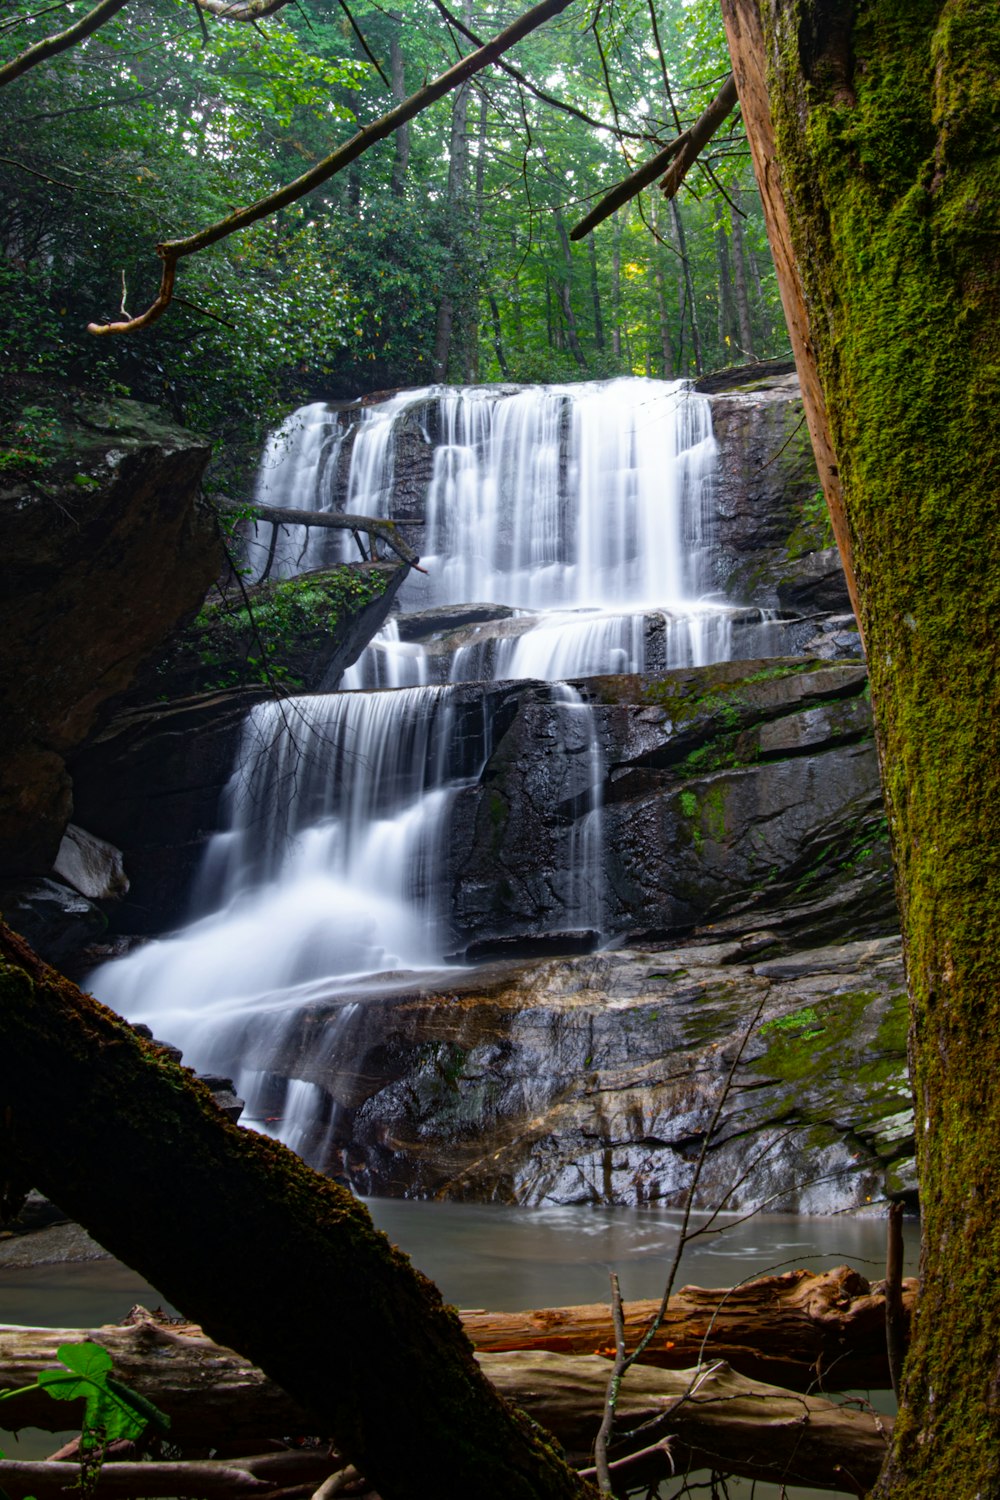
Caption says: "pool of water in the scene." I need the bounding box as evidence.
[0,1199,916,1495]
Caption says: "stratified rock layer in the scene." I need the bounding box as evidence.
[238,933,911,1212]
[449,659,891,954]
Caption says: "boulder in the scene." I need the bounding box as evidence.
[70,687,270,933]
[133,561,407,701]
[52,824,128,904]
[0,396,221,875]
[0,877,106,964]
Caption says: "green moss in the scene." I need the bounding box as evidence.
[755,989,909,1090]
[786,488,836,560]
[162,565,391,691]
[640,659,816,719]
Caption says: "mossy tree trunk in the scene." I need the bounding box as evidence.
[721,2,1000,1494]
[0,926,594,1500]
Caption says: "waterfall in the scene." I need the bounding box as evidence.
[90,377,750,1160]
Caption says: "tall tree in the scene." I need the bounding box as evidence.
[721,1,1000,1493]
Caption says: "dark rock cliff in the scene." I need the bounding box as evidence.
[0,398,221,875]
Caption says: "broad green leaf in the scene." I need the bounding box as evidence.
[37,1344,169,1447]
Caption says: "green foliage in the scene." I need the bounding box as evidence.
[166,565,391,690]
[0,0,791,433]
[0,1341,170,1450]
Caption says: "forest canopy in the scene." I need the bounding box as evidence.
[0,0,788,449]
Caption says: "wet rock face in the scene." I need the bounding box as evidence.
[253,934,912,1213]
[70,687,271,933]
[0,397,221,875]
[448,659,893,957]
[0,877,106,965]
[708,374,852,615]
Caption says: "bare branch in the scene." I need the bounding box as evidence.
[0,0,130,88]
[335,0,389,89]
[427,0,656,143]
[569,135,686,241]
[657,74,739,200]
[569,74,738,241]
[88,0,578,337]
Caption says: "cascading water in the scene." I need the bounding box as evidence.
[90,377,766,1165]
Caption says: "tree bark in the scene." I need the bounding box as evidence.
[0,925,593,1500]
[721,2,1000,1492]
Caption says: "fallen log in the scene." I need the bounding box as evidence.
[0,1266,913,1444]
[466,1265,916,1393]
[484,1351,890,1496]
[216,503,423,571]
[0,1355,890,1497]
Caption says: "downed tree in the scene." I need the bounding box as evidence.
[0,1265,913,1441]
[214,502,423,572]
[0,1354,891,1497]
[466,1265,915,1393]
[0,925,593,1500]
[486,1352,890,1495]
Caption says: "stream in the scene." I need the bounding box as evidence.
[0,1202,917,1497]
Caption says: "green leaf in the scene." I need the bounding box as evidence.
[37,1344,169,1446]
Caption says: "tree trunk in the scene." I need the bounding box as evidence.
[0,926,593,1500]
[670,198,702,374]
[721,2,1000,1493]
[728,188,756,358]
[487,292,509,377]
[388,17,408,199]
[610,210,623,359]
[432,294,454,382]
[650,199,676,376]
[552,205,587,369]
[715,223,736,354]
[433,67,471,384]
[587,231,604,351]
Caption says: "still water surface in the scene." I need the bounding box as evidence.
[0,1200,917,1497]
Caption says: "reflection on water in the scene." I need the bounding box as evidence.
[0,1203,916,1494]
[364,1199,917,1312]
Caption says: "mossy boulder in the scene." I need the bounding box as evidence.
[143,561,405,699]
